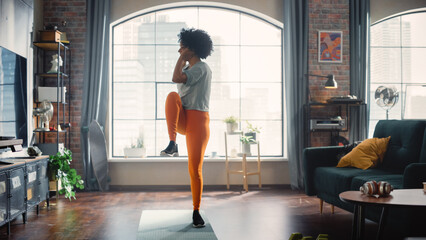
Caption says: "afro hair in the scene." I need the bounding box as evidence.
[178,28,213,59]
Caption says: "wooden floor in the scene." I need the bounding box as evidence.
[0,186,410,240]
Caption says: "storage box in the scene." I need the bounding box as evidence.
[38,87,66,102]
[35,143,64,156]
[39,30,62,42]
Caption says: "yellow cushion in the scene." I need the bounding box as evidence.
[336,137,391,170]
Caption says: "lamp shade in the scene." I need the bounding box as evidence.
[324,74,338,89]
[306,74,338,89]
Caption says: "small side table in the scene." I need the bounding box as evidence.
[339,189,426,240]
[224,131,261,191]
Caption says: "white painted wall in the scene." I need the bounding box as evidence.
[111,0,283,23]
[0,0,33,58]
[371,0,426,23]
[109,159,289,186]
[33,0,43,42]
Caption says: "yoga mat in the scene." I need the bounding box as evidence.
[137,210,218,240]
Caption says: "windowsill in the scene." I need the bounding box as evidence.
[108,156,287,163]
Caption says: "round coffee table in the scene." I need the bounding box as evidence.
[339,189,426,240]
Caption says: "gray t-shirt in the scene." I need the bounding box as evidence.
[177,61,212,112]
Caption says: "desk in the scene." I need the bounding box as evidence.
[339,189,426,240]
[304,102,365,147]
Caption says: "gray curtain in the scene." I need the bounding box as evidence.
[283,0,309,190]
[349,0,370,142]
[80,0,111,191]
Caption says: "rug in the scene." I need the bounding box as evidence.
[137,210,218,240]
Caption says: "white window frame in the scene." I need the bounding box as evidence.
[369,9,426,136]
[108,2,286,160]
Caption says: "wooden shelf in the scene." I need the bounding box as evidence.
[36,72,69,78]
[33,130,67,133]
[34,101,67,104]
[226,131,243,135]
[33,42,68,51]
[308,101,365,106]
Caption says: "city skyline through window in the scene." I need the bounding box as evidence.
[370,10,426,136]
[111,6,283,158]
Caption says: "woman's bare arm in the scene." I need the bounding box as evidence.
[172,55,187,83]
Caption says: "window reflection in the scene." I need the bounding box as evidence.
[155,8,198,44]
[370,48,401,84]
[403,85,426,119]
[199,8,240,45]
[205,46,239,82]
[241,14,281,46]
[401,13,426,47]
[114,45,155,82]
[241,46,281,82]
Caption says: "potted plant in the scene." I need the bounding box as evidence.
[48,148,84,200]
[224,116,238,133]
[124,137,146,158]
[240,135,256,156]
[245,121,261,141]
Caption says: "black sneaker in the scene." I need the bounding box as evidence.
[192,210,205,228]
[160,141,179,157]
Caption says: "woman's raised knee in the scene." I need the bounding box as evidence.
[165,92,181,106]
[167,91,179,100]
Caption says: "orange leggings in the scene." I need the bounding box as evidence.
[165,92,210,210]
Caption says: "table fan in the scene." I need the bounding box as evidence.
[33,101,53,131]
[374,86,399,120]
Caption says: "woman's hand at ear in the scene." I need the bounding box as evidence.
[172,49,192,83]
[180,48,194,61]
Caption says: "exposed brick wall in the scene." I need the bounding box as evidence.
[308,0,350,147]
[42,0,86,175]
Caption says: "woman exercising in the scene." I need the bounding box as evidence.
[160,28,213,228]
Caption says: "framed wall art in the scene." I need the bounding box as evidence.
[318,31,342,63]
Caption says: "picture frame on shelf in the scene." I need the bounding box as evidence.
[318,30,342,63]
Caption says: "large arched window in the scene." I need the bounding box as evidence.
[369,10,426,136]
[111,5,283,157]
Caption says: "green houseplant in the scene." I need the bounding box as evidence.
[245,121,261,141]
[48,148,84,200]
[240,135,256,156]
[224,116,238,133]
[132,137,144,149]
[240,135,256,144]
[124,136,146,158]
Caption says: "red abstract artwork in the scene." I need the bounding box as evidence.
[318,31,342,63]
